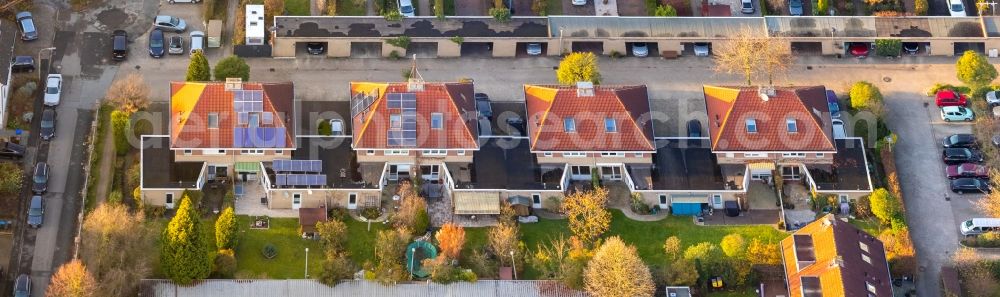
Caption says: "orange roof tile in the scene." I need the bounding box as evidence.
[169,81,295,149]
[780,214,892,297]
[524,84,655,151]
[349,82,478,149]
[704,86,835,152]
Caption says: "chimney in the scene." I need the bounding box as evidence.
[758,86,775,102]
[576,81,595,97]
[225,78,243,90]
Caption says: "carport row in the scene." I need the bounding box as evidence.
[272,15,1000,58]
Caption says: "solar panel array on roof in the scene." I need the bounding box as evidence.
[794,234,816,262]
[234,127,287,148]
[275,174,327,187]
[273,160,322,173]
[234,90,265,113]
[386,92,418,147]
[351,90,377,118]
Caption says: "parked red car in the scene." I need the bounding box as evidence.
[936,90,968,107]
[848,43,870,58]
[946,163,989,179]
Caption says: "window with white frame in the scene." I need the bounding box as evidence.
[430,113,443,129]
[859,242,870,253]
[601,152,625,157]
[634,153,643,158]
[457,150,465,155]
[862,253,872,264]
[604,118,617,133]
[743,153,767,158]
[204,149,226,155]
[746,118,757,133]
[389,114,402,129]
[866,282,877,294]
[241,149,264,155]
[422,150,446,156]
[562,152,586,157]
[564,118,576,132]
[183,149,193,155]
[543,152,553,157]
[385,150,409,156]
[786,118,798,133]
[366,150,375,155]
[782,153,806,158]
[816,153,825,158]
[275,150,284,155]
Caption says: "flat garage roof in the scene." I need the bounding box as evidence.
[549,16,766,38]
[275,16,550,38]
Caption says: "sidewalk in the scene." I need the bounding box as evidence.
[92,115,115,206]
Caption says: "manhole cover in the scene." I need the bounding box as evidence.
[883,76,892,82]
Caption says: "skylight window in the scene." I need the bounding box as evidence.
[786,118,798,133]
[208,113,219,128]
[564,118,576,132]
[605,118,617,132]
[746,118,757,133]
[431,113,443,129]
[390,114,402,129]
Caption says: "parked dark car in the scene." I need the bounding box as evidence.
[13,274,30,297]
[306,42,326,55]
[40,109,56,141]
[0,142,26,159]
[32,162,48,195]
[16,12,38,41]
[943,134,978,148]
[475,93,493,119]
[826,90,841,119]
[148,29,165,58]
[112,30,128,61]
[946,163,989,180]
[950,178,991,194]
[27,196,43,228]
[943,148,983,165]
[10,56,35,73]
[687,120,702,138]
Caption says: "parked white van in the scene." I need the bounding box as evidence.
[960,218,1000,236]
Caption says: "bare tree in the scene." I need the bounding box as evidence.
[81,203,152,296]
[104,72,150,114]
[714,27,794,86]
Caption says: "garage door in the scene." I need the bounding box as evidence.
[671,203,703,216]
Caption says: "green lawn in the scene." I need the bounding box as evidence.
[443,0,456,15]
[235,216,324,279]
[343,218,389,266]
[849,217,882,236]
[285,0,312,15]
[520,210,788,278]
[337,0,368,15]
[545,0,563,15]
[706,289,759,297]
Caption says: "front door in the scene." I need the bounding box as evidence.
[531,194,542,208]
[348,193,358,210]
[658,194,668,209]
[292,193,302,210]
[781,165,801,180]
[600,166,622,180]
[165,193,175,209]
[712,194,723,209]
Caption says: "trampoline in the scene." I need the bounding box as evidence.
[405,241,438,278]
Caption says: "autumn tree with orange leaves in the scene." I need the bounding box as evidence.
[563,187,610,247]
[436,223,466,260]
[46,259,98,297]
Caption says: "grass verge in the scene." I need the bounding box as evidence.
[520,209,787,279]
[84,104,113,213]
[337,0,369,15]
[286,0,312,15]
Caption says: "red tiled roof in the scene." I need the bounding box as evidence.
[704,86,835,152]
[350,82,478,149]
[524,85,654,151]
[169,82,295,149]
[780,214,893,297]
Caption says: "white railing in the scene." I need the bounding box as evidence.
[621,164,636,192]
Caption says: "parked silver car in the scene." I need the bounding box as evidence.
[154,15,187,33]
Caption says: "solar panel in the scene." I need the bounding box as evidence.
[234,127,287,148]
[275,174,327,187]
[234,90,264,112]
[273,160,323,173]
[387,93,418,147]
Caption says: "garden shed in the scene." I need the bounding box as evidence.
[298,207,327,238]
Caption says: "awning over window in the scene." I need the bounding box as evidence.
[235,162,259,173]
[454,192,501,215]
[748,162,775,172]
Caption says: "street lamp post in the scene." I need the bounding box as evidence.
[304,248,310,278]
[37,47,56,81]
[509,251,517,280]
[409,247,416,280]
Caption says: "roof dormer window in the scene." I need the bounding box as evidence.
[786,118,798,133]
[564,118,576,133]
[746,118,757,133]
